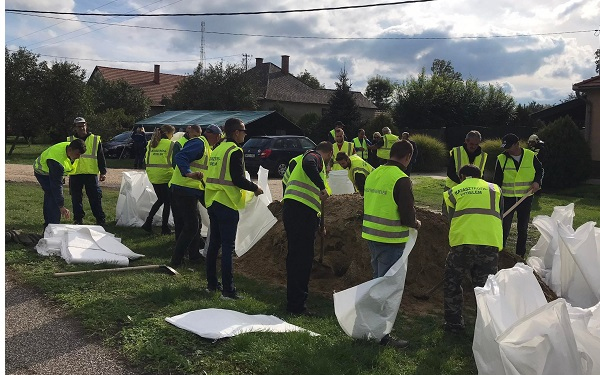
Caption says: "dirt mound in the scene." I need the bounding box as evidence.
[236,194,553,316]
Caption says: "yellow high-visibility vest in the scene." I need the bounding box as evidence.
[362,165,410,244]
[283,152,330,214]
[34,142,75,175]
[376,133,398,160]
[497,149,536,197]
[444,177,503,248]
[67,134,100,175]
[282,154,304,189]
[347,154,373,190]
[445,146,488,189]
[169,137,209,191]
[353,137,368,160]
[332,141,354,171]
[205,141,246,210]
[145,138,175,184]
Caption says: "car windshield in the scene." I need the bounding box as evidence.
[243,138,270,149]
[111,132,131,142]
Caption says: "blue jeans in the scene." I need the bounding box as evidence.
[206,201,239,293]
[35,173,61,228]
[368,240,406,278]
[69,174,105,223]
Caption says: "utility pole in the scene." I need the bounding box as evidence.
[200,21,206,72]
[242,53,252,71]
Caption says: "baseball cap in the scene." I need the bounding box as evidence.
[528,134,539,143]
[204,124,223,135]
[73,117,86,124]
[501,133,519,149]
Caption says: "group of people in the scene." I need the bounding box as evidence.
[34,117,544,348]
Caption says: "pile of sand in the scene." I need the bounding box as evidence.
[235,194,555,316]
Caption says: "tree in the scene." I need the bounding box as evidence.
[296,113,321,142]
[595,48,599,74]
[431,59,462,81]
[168,62,257,110]
[296,70,325,89]
[5,47,46,155]
[511,101,548,128]
[87,76,151,121]
[321,68,362,138]
[365,75,395,110]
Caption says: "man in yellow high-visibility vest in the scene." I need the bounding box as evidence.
[34,139,86,229]
[493,133,543,258]
[330,129,355,171]
[352,129,371,161]
[443,164,503,334]
[362,140,421,348]
[68,117,107,225]
[335,152,373,195]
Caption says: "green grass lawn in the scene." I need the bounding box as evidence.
[5,178,600,375]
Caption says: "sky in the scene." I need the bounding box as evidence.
[4,0,600,105]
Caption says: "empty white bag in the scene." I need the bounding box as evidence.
[327,170,355,195]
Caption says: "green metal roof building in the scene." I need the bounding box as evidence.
[135,110,303,137]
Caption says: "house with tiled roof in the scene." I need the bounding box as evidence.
[573,75,600,176]
[245,55,377,122]
[89,65,185,116]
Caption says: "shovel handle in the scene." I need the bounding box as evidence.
[319,200,325,263]
[502,189,534,219]
[54,264,161,277]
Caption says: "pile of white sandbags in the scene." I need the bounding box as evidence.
[36,224,144,266]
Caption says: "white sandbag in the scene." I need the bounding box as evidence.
[473,263,548,375]
[556,221,600,308]
[171,131,185,143]
[115,171,174,227]
[496,299,585,375]
[567,302,600,375]
[35,238,63,256]
[333,229,417,341]
[166,308,319,340]
[61,231,130,266]
[327,170,355,195]
[257,166,273,203]
[44,224,108,238]
[235,195,277,257]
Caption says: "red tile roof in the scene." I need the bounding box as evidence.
[573,75,600,91]
[90,66,185,106]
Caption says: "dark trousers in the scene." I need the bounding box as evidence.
[35,173,61,228]
[283,199,319,313]
[502,195,533,257]
[444,245,498,326]
[69,174,105,223]
[133,144,145,169]
[146,183,171,227]
[206,201,239,293]
[170,189,201,265]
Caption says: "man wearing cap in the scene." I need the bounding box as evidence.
[68,117,107,225]
[444,131,488,214]
[34,139,86,229]
[494,133,543,258]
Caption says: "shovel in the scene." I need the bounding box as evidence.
[54,264,179,277]
[319,200,325,264]
[502,189,534,219]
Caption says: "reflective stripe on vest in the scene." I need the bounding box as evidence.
[145,139,175,184]
[445,146,488,189]
[283,152,328,214]
[348,154,373,188]
[376,134,398,160]
[282,154,303,188]
[362,165,410,243]
[353,137,368,159]
[205,141,246,210]
[444,178,503,248]
[498,149,535,197]
[332,141,354,171]
[68,134,100,175]
[34,142,74,175]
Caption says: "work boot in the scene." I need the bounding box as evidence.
[73,219,83,225]
[380,334,409,349]
[161,225,172,235]
[443,322,465,334]
[141,219,153,233]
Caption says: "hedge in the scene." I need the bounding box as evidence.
[411,134,447,172]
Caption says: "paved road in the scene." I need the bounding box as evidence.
[5,270,141,375]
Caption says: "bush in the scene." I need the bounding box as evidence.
[411,134,447,172]
[364,113,398,138]
[537,116,591,189]
[480,138,503,172]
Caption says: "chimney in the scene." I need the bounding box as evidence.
[154,64,160,84]
[255,57,263,66]
[281,55,289,75]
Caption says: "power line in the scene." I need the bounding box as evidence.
[10,13,598,41]
[6,1,437,17]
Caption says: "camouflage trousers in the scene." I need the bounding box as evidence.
[444,245,498,327]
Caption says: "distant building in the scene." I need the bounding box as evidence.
[89,65,185,116]
[244,55,378,122]
[573,75,600,177]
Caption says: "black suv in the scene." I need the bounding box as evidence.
[103,131,152,159]
[243,136,316,177]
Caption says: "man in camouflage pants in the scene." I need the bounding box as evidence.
[442,164,503,333]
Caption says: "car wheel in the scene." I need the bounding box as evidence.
[276,162,288,177]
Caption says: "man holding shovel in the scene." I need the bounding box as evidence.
[283,141,333,316]
[493,133,543,258]
[442,164,503,333]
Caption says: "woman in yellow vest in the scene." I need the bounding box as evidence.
[493,133,543,258]
[33,139,86,229]
[443,164,503,333]
[142,125,175,234]
[204,118,263,299]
